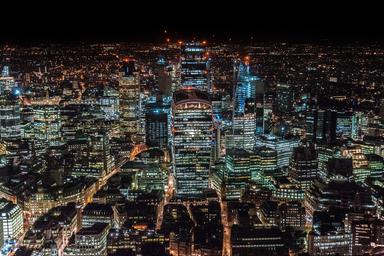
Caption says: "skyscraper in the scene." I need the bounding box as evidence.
[224,148,252,200]
[0,92,21,141]
[32,104,62,154]
[180,42,210,92]
[276,83,293,116]
[119,59,140,138]
[306,109,337,144]
[0,66,16,94]
[145,105,168,149]
[230,60,261,150]
[289,145,318,189]
[172,88,212,198]
[0,199,24,248]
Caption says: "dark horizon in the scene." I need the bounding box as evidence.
[1,2,383,44]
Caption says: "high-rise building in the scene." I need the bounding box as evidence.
[289,145,318,189]
[308,210,352,256]
[98,87,120,121]
[275,83,293,116]
[255,135,299,169]
[0,92,21,164]
[172,88,212,198]
[71,130,114,178]
[180,42,210,92]
[231,103,256,151]
[230,60,260,150]
[32,104,62,154]
[0,66,16,94]
[0,199,23,248]
[344,213,384,255]
[0,92,21,141]
[224,148,252,200]
[156,57,173,96]
[306,109,337,144]
[255,79,265,135]
[279,201,306,230]
[337,111,357,139]
[253,146,277,177]
[145,101,169,149]
[119,59,140,138]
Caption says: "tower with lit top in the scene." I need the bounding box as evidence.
[172,88,213,198]
[119,58,140,139]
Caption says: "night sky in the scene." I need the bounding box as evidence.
[1,1,382,43]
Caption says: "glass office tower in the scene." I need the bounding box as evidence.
[180,42,210,92]
[172,88,212,198]
[119,59,140,137]
[231,60,261,150]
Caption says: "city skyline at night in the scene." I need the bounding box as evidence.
[0,4,384,256]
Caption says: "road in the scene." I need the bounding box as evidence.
[156,169,174,230]
[220,198,231,256]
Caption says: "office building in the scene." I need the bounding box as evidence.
[145,101,169,149]
[0,92,21,164]
[230,60,259,150]
[0,199,23,248]
[253,146,277,177]
[289,145,318,189]
[172,88,212,198]
[275,83,293,116]
[32,104,62,154]
[232,225,288,256]
[255,135,299,169]
[119,59,140,137]
[308,210,352,256]
[63,223,110,256]
[180,41,210,92]
[82,203,114,228]
[279,201,306,230]
[224,149,252,200]
[306,109,337,144]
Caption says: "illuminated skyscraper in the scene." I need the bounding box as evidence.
[180,42,210,92]
[230,60,261,150]
[172,88,212,198]
[224,148,252,200]
[119,59,140,138]
[32,104,62,154]
[289,145,318,189]
[0,199,24,248]
[98,87,120,121]
[72,130,114,178]
[306,109,337,144]
[0,66,16,94]
[0,93,21,141]
[0,67,20,161]
[255,135,299,170]
[1,66,9,77]
[276,83,294,116]
[145,103,168,149]
[253,146,277,177]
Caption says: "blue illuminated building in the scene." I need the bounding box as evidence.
[145,98,170,149]
[231,60,262,150]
